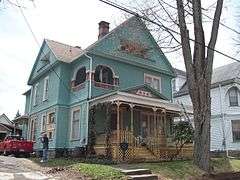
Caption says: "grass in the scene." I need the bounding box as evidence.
[114,158,240,179]
[31,157,240,180]
[114,160,204,179]
[30,157,83,167]
[72,163,125,180]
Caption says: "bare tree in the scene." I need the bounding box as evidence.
[111,0,224,172]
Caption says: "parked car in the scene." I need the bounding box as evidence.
[0,135,33,157]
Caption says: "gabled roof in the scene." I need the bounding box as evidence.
[174,62,240,97]
[45,39,83,63]
[174,68,186,77]
[211,62,240,84]
[0,114,13,125]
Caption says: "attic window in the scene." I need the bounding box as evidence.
[120,39,148,58]
[75,67,86,86]
[94,65,114,85]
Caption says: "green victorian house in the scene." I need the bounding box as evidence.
[21,16,192,161]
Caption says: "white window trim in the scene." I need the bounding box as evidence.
[144,73,162,92]
[33,83,39,106]
[70,106,81,141]
[43,76,49,101]
[41,114,47,132]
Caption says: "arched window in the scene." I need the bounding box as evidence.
[94,65,114,85]
[229,87,239,106]
[74,67,86,86]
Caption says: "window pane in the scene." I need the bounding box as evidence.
[44,78,49,100]
[153,78,160,91]
[73,110,80,121]
[48,113,55,124]
[72,120,80,139]
[232,120,240,141]
[144,76,152,85]
[72,110,80,139]
[75,67,86,86]
[229,88,238,106]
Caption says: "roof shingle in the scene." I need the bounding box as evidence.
[45,39,83,63]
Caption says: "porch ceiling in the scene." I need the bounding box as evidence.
[90,91,193,114]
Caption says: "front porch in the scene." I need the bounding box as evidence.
[89,88,193,162]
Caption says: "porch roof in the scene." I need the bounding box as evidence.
[90,91,193,114]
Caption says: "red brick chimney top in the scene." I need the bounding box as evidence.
[98,21,110,39]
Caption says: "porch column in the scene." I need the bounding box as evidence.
[162,109,167,135]
[116,101,121,143]
[130,104,135,133]
[152,107,157,137]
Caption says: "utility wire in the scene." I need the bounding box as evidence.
[99,0,240,63]
[15,0,79,99]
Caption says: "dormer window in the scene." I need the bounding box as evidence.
[94,65,114,85]
[229,87,239,106]
[74,67,86,86]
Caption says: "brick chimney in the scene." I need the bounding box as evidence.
[98,21,110,39]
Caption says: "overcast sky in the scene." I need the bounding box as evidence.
[0,0,238,119]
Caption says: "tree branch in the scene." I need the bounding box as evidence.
[176,0,194,84]
[206,0,224,81]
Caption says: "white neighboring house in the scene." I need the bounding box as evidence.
[172,68,186,94]
[0,114,14,140]
[174,62,240,155]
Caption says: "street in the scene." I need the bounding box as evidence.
[0,156,53,180]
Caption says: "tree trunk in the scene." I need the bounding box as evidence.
[192,84,211,171]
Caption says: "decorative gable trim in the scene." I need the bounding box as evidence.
[123,84,169,100]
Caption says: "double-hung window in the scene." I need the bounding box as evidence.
[229,87,239,106]
[144,74,161,92]
[33,83,39,106]
[71,109,80,140]
[43,77,49,101]
[232,120,240,142]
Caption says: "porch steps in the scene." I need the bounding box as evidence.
[120,169,158,180]
[121,169,151,175]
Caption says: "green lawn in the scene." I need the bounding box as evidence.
[31,157,240,180]
[114,158,240,179]
[72,163,125,180]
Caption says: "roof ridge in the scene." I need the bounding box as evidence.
[45,39,82,49]
[73,15,138,59]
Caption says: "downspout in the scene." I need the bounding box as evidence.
[83,53,93,146]
[219,84,228,157]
